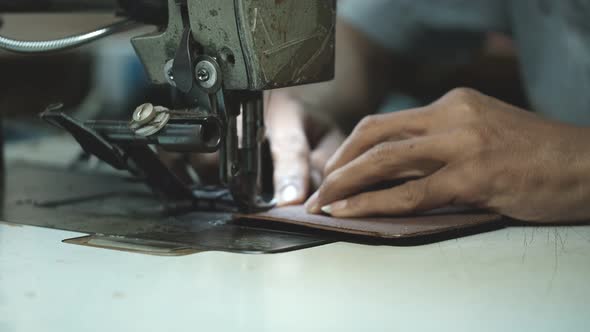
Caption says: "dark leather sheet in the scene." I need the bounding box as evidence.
[239,205,503,239]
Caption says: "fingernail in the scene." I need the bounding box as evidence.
[305,191,319,213]
[321,200,347,216]
[279,184,299,204]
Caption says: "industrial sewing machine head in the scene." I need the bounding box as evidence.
[34,0,336,212]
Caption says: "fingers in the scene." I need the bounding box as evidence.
[308,135,458,213]
[188,152,219,185]
[267,90,311,206]
[309,129,346,189]
[157,149,192,184]
[324,108,431,176]
[310,129,346,170]
[319,169,461,218]
[159,149,221,185]
[272,145,310,206]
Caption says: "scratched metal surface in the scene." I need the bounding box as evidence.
[0,161,332,254]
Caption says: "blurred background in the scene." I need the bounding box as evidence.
[0,11,171,166]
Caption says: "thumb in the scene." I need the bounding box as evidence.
[309,128,346,190]
[272,140,310,206]
[266,90,311,206]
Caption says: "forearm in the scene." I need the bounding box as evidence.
[534,125,590,222]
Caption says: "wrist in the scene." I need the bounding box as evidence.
[557,126,590,221]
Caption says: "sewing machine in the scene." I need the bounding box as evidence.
[0,0,336,254]
[0,0,335,212]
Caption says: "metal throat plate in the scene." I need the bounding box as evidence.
[0,162,333,255]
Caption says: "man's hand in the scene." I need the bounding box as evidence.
[306,88,590,223]
[158,88,344,203]
[159,19,400,205]
[266,89,344,206]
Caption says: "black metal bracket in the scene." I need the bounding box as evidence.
[40,104,238,212]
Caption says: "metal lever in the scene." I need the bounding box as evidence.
[172,27,194,93]
[41,104,127,170]
[40,105,193,202]
[40,104,244,212]
[87,120,221,153]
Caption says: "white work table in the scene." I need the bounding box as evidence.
[2,136,590,332]
[1,222,590,332]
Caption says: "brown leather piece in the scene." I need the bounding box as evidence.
[238,205,503,239]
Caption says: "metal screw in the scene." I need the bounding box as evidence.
[130,103,171,135]
[132,103,157,126]
[195,58,221,92]
[135,103,153,120]
[197,68,210,82]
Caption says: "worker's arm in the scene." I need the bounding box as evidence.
[266,20,395,205]
[306,88,590,223]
